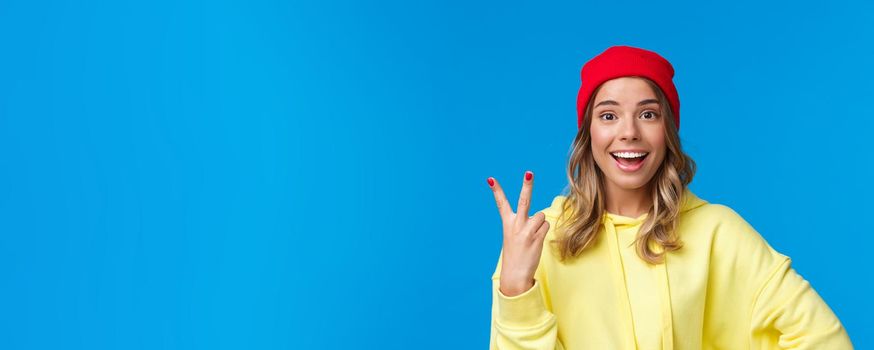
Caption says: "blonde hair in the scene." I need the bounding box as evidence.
[551,77,696,264]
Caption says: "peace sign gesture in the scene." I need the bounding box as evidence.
[487,171,550,297]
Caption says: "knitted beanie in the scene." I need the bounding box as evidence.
[576,45,680,130]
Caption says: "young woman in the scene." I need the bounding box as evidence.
[486,46,853,350]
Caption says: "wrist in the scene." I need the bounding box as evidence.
[500,278,535,297]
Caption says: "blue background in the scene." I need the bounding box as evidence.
[1,0,871,348]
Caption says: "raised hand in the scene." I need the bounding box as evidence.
[487,171,550,297]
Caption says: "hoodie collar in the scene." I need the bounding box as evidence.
[602,187,707,227]
[604,211,648,227]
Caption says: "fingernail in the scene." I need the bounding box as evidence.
[525,171,533,181]
[487,177,495,187]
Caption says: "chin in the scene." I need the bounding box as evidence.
[612,178,652,191]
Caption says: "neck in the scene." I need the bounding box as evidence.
[604,182,652,218]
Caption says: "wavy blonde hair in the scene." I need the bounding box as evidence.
[551,77,696,265]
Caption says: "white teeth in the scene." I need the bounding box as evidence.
[611,151,648,159]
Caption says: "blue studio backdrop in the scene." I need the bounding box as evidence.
[0,0,872,349]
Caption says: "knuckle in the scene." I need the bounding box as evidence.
[496,200,507,210]
[526,230,539,242]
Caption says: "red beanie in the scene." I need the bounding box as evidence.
[576,45,680,130]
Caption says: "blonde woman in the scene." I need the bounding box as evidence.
[486,45,852,349]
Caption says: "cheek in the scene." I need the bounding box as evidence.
[651,132,666,150]
[590,136,611,165]
[648,133,667,165]
[643,127,666,151]
[590,128,611,153]
[646,125,665,149]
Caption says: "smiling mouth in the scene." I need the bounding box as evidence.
[611,153,648,168]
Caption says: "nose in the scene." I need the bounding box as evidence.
[618,115,640,141]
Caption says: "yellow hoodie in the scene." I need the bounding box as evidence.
[489,189,852,349]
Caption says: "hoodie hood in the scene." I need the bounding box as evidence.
[679,187,708,213]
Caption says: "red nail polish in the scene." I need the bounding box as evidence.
[487,177,495,187]
[525,171,533,181]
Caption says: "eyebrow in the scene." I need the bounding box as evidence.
[594,99,660,108]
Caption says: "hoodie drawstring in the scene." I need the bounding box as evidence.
[604,215,638,350]
[654,248,675,350]
[604,214,675,350]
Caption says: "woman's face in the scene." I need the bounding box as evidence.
[590,77,667,192]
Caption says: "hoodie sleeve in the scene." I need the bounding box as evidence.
[489,249,565,350]
[749,257,854,349]
[488,199,569,349]
[707,204,853,349]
